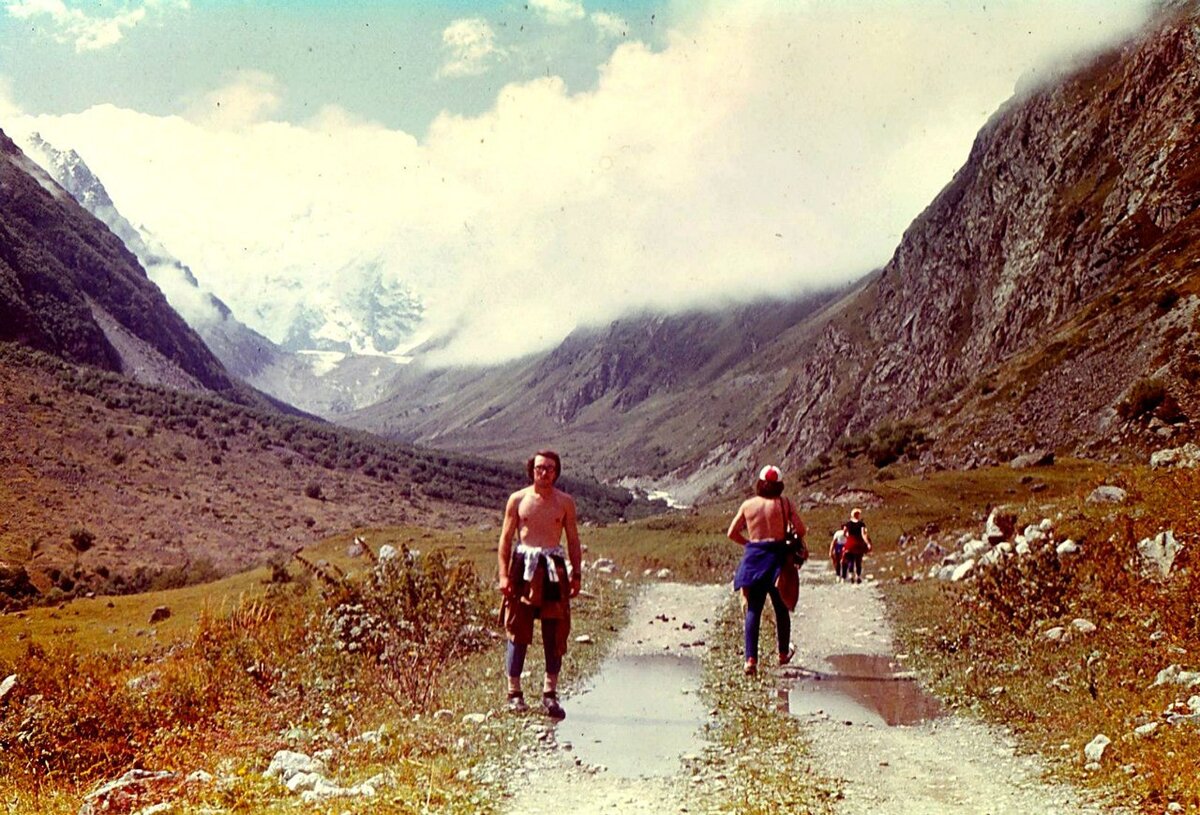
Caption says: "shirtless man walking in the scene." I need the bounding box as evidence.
[498,450,582,718]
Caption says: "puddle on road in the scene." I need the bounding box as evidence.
[555,654,707,778]
[784,653,943,727]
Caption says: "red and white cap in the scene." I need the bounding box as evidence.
[758,465,782,482]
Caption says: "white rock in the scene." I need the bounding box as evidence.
[1042,627,1066,642]
[951,559,976,582]
[594,558,617,574]
[378,544,398,561]
[936,565,957,581]
[1015,541,1031,556]
[1083,734,1111,763]
[1134,722,1160,737]
[655,568,672,579]
[1151,664,1200,688]
[185,770,214,785]
[265,750,326,782]
[575,634,593,644]
[433,709,454,720]
[1087,486,1127,504]
[1039,518,1054,533]
[1071,618,1097,635]
[962,539,989,559]
[286,771,326,793]
[462,713,487,725]
[1137,531,1184,581]
[979,548,1004,568]
[1149,442,1200,469]
[1056,540,1080,556]
[1023,525,1046,544]
[0,674,15,701]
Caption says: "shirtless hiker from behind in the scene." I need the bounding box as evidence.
[497,451,582,718]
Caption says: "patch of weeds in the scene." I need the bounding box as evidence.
[693,596,837,815]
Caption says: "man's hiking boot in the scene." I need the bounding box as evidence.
[779,645,796,666]
[743,658,757,676]
[507,692,528,713]
[541,692,566,719]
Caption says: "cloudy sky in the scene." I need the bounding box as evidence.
[0,0,1153,364]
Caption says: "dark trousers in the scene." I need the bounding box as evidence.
[505,619,563,677]
[743,583,790,660]
[842,552,864,579]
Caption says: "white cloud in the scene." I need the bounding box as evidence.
[0,75,21,121]
[438,17,503,78]
[182,70,283,130]
[590,11,628,39]
[9,0,1155,366]
[4,0,185,52]
[530,0,586,26]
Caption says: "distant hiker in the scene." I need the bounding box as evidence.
[830,524,848,581]
[842,507,873,584]
[497,450,582,719]
[727,465,807,676]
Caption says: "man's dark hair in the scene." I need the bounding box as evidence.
[755,478,785,498]
[527,450,562,483]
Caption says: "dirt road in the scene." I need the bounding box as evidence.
[499,566,1124,814]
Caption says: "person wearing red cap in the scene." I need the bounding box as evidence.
[727,465,807,675]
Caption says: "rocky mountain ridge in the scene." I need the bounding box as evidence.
[18,134,408,417]
[348,1,1200,500]
[0,127,249,400]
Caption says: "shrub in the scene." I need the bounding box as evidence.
[304,482,323,500]
[297,545,491,712]
[867,420,929,468]
[1157,287,1180,311]
[69,527,96,553]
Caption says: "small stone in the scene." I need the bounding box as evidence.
[1083,734,1110,763]
[1071,618,1097,635]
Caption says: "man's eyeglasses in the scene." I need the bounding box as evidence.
[533,465,556,473]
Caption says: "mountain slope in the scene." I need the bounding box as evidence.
[345,291,844,484]
[348,1,1200,500]
[0,127,247,398]
[0,342,652,609]
[18,134,407,417]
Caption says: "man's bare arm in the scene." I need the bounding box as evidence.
[727,503,749,546]
[563,494,582,597]
[497,492,520,595]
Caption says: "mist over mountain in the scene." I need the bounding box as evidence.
[347,1,1200,502]
[18,133,409,417]
[0,127,250,400]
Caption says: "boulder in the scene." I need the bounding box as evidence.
[1071,618,1097,635]
[1010,450,1054,469]
[148,606,171,624]
[1151,664,1200,689]
[0,674,16,701]
[951,560,976,582]
[1137,530,1184,581]
[1084,734,1111,763]
[1086,486,1128,504]
[1056,540,1080,556]
[984,509,1017,543]
[265,750,327,784]
[962,539,990,559]
[918,541,946,563]
[1150,442,1200,469]
[78,769,177,815]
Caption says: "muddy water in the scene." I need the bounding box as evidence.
[555,654,707,777]
[784,653,943,727]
